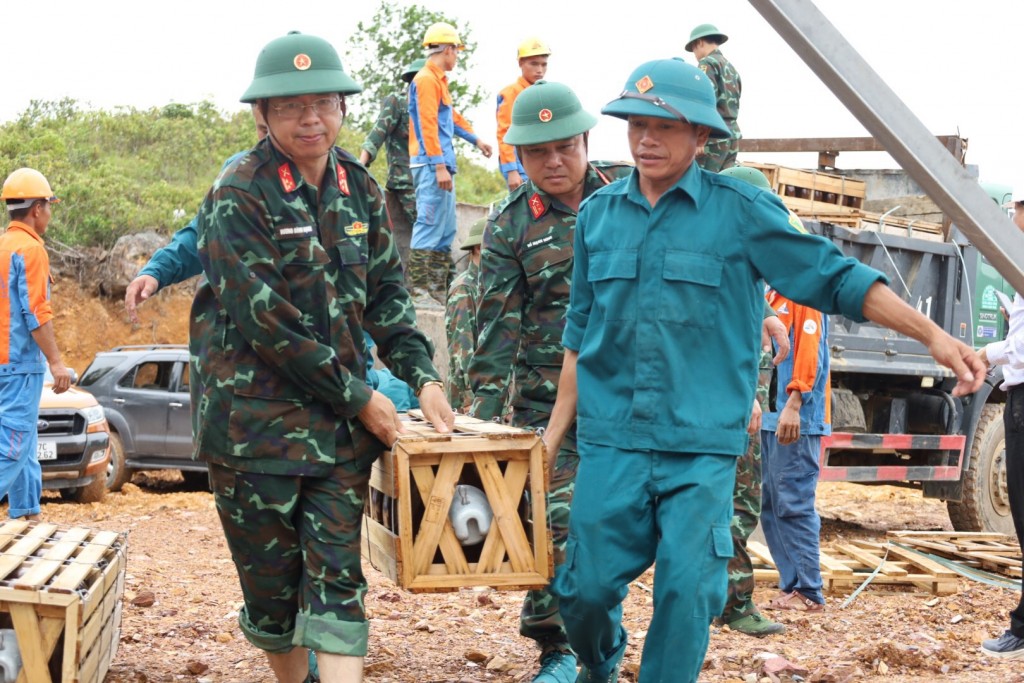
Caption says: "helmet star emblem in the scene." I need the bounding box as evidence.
[293,53,312,70]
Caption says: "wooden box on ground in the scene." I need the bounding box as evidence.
[362,413,551,593]
[0,520,126,683]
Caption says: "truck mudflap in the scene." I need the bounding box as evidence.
[819,433,966,482]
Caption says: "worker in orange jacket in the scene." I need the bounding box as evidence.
[495,38,550,191]
[408,22,492,309]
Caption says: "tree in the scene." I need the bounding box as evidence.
[346,2,485,128]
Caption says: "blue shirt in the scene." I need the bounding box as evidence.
[138,151,248,287]
[562,164,886,456]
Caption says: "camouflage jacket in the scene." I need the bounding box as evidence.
[699,49,742,137]
[469,162,633,420]
[190,137,439,476]
[361,92,413,191]
[445,261,480,411]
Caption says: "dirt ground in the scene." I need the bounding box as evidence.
[33,280,1024,682]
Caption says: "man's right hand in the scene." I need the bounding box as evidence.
[357,390,407,447]
[125,275,159,323]
[436,165,453,192]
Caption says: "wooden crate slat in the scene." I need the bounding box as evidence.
[475,459,529,575]
[14,527,92,591]
[474,452,533,573]
[410,457,465,575]
[409,461,471,575]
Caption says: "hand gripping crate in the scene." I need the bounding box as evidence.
[362,413,552,592]
[0,520,126,683]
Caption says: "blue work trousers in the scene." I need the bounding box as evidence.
[0,373,43,518]
[411,165,456,251]
[552,442,735,683]
[760,432,825,604]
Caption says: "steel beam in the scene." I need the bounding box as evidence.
[739,136,965,160]
[747,0,1024,291]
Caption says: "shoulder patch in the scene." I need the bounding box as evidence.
[699,64,709,74]
[278,163,297,193]
[802,319,818,335]
[529,193,546,220]
[337,164,351,196]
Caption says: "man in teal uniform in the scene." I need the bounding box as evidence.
[190,31,453,683]
[469,81,632,683]
[542,58,985,683]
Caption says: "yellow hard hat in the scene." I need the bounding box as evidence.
[517,37,551,60]
[423,22,465,50]
[1,168,59,210]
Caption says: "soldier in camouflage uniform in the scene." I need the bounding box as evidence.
[359,58,424,273]
[468,81,632,683]
[686,24,742,172]
[190,32,454,683]
[445,217,485,411]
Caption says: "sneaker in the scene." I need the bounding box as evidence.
[981,630,1024,659]
[725,613,787,637]
[762,590,824,612]
[533,650,577,683]
[576,662,619,683]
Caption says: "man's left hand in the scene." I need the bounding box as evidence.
[477,141,493,158]
[747,397,762,435]
[418,383,455,433]
[929,337,986,397]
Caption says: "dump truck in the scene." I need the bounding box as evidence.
[741,142,1017,534]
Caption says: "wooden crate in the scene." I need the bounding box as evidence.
[888,531,1022,578]
[742,162,866,213]
[362,413,552,593]
[0,520,126,683]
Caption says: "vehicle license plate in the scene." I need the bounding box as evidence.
[37,440,57,461]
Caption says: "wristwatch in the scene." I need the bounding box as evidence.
[415,380,444,397]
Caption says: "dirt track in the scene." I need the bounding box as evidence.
[37,280,1024,682]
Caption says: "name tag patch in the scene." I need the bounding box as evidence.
[275,224,314,239]
[526,235,555,250]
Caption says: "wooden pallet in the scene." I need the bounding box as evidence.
[362,413,551,593]
[0,520,127,682]
[743,162,866,210]
[748,539,959,595]
[887,531,1022,578]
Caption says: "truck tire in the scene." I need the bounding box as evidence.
[947,404,1014,533]
[106,432,131,492]
[60,473,106,504]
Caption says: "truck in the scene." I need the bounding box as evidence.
[741,138,1016,534]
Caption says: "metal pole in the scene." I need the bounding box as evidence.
[747,0,1024,292]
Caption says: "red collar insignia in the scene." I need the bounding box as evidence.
[337,164,350,196]
[529,193,545,219]
[278,163,297,193]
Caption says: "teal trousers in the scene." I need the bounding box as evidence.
[552,442,736,682]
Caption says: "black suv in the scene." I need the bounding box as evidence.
[78,345,205,489]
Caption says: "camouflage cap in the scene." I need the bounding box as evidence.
[241,31,362,102]
[461,217,487,250]
[503,80,597,146]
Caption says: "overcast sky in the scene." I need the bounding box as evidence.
[4,0,1021,186]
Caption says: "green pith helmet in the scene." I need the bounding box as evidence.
[720,165,771,190]
[685,23,728,52]
[601,58,730,138]
[461,217,487,250]
[402,58,427,84]
[241,31,362,102]
[503,80,598,146]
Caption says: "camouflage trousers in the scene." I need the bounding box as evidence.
[698,137,739,173]
[515,407,577,656]
[207,456,375,656]
[385,187,416,277]
[719,350,773,623]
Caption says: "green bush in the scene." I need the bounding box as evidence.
[0,99,504,248]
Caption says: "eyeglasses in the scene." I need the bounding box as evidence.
[270,97,342,120]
